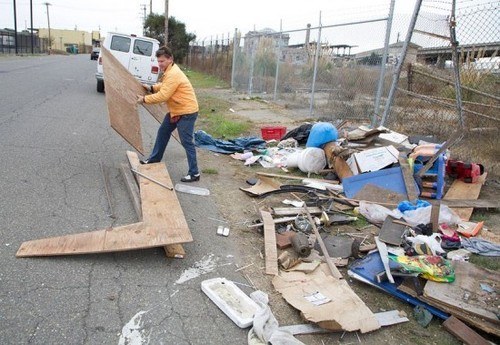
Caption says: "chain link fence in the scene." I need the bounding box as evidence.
[188,9,397,122]
[384,0,499,173]
[187,0,499,174]
[0,30,49,54]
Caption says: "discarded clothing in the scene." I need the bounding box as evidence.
[194,130,266,154]
[248,290,305,345]
[461,237,500,257]
[280,123,312,145]
[389,255,455,282]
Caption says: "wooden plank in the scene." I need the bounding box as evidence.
[444,173,487,221]
[302,205,343,280]
[424,260,500,323]
[261,209,278,275]
[441,198,498,209]
[120,163,142,220]
[399,156,419,203]
[443,316,490,345]
[164,244,186,259]
[126,150,141,171]
[271,206,322,216]
[126,151,186,257]
[375,236,395,283]
[430,201,441,232]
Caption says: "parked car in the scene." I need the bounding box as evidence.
[95,32,160,93]
[90,47,100,60]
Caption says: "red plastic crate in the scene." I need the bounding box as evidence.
[261,126,286,141]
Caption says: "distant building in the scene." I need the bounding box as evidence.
[243,28,290,54]
[38,28,100,53]
[355,41,421,65]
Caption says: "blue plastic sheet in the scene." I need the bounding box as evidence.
[194,130,266,154]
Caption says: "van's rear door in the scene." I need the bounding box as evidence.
[108,34,132,69]
[129,38,158,83]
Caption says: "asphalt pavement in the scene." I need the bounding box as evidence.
[0,54,252,344]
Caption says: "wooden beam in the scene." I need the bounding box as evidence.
[398,156,418,203]
[261,209,278,275]
[443,316,490,345]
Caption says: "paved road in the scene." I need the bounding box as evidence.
[0,54,251,344]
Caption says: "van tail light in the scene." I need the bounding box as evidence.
[151,66,159,74]
[98,57,102,65]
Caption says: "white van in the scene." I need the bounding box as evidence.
[95,32,161,93]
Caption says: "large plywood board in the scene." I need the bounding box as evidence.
[102,47,144,154]
[16,159,192,257]
[102,47,166,123]
[102,48,167,155]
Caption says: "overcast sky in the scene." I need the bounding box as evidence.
[1,0,496,52]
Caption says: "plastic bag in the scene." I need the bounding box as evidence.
[305,122,338,148]
[358,201,401,224]
[389,255,455,282]
[406,234,446,255]
[393,204,462,227]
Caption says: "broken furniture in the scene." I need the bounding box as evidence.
[16,152,193,257]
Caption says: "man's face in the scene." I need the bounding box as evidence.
[157,55,173,71]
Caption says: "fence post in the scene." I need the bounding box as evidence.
[273,21,283,101]
[309,12,323,117]
[380,0,423,126]
[372,0,395,127]
[449,0,465,129]
[231,29,238,89]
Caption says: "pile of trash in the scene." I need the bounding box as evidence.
[197,121,499,342]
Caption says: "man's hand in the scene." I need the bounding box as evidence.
[136,95,145,104]
[142,84,153,92]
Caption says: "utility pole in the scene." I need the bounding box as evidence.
[150,0,152,14]
[30,0,34,54]
[43,2,51,53]
[164,0,168,46]
[13,0,18,54]
[140,4,147,35]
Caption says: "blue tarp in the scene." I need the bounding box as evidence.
[194,130,266,154]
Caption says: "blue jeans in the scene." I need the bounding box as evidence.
[148,112,199,176]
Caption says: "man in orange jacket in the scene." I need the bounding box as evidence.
[137,46,200,182]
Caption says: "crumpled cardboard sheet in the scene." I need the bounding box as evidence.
[272,263,380,333]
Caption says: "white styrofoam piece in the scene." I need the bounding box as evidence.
[201,277,260,328]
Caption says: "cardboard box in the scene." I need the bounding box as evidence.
[347,145,399,174]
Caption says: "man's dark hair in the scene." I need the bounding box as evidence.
[156,46,173,58]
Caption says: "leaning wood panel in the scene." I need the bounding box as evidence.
[102,47,166,124]
[102,47,144,154]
